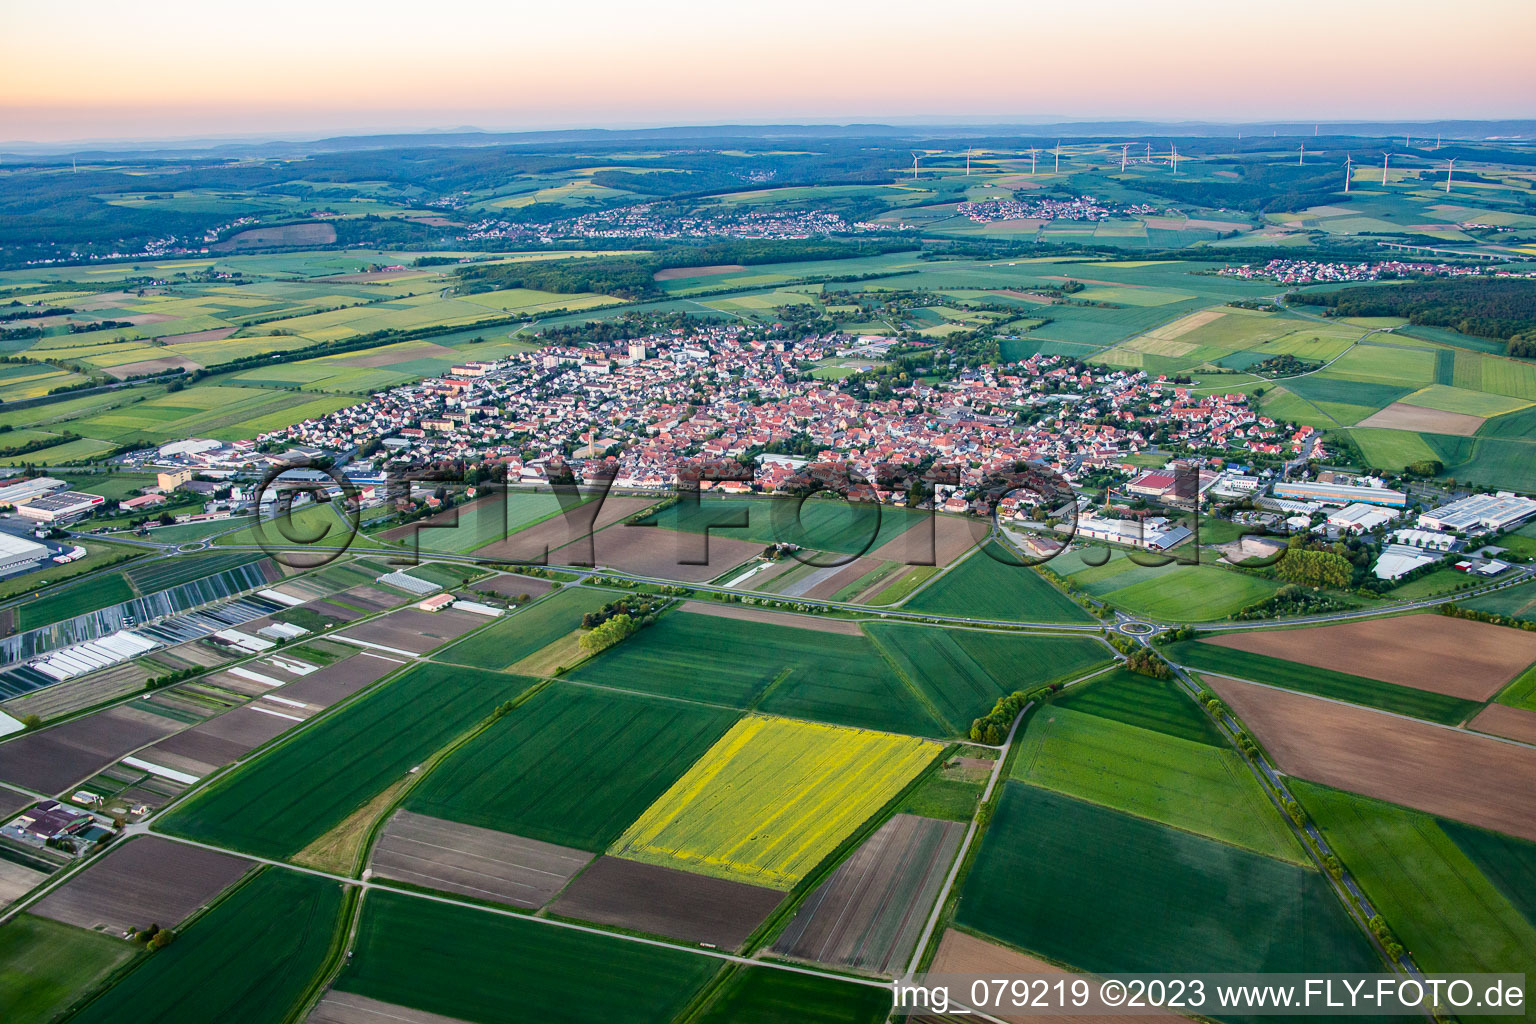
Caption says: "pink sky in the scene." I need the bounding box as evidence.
[5,0,1533,143]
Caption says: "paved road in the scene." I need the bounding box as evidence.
[1166,664,1432,1005]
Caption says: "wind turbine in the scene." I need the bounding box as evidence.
[1298,143,1306,166]
[1381,152,1391,185]
[965,146,973,175]
[1145,143,1152,161]
[1343,155,1352,193]
[1120,143,1130,172]
[1435,132,1442,150]
[1444,158,1457,193]
[1053,141,1061,173]
[1170,145,1180,175]
[1029,147,1038,174]
[1404,133,1411,148]
[910,151,921,180]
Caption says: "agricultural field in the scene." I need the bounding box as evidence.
[332,889,718,1024]
[1210,674,1536,842]
[160,662,528,859]
[405,682,738,850]
[550,856,783,949]
[634,495,925,555]
[772,813,964,974]
[570,611,939,734]
[434,585,614,670]
[863,623,1112,734]
[30,835,251,936]
[1012,700,1305,862]
[1198,613,1536,701]
[1294,781,1536,1006]
[956,782,1380,974]
[1168,640,1480,725]
[611,715,939,890]
[378,489,567,554]
[369,809,591,909]
[0,914,136,1023]
[901,545,1093,622]
[688,966,892,1024]
[68,868,345,1024]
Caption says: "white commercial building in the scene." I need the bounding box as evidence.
[13,491,105,524]
[1064,513,1193,551]
[1419,493,1536,534]
[0,476,66,508]
[1392,528,1458,551]
[1373,544,1441,580]
[1326,502,1398,534]
[0,532,51,575]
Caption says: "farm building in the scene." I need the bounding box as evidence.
[417,594,456,612]
[1272,482,1406,508]
[1419,493,1536,534]
[2,800,91,845]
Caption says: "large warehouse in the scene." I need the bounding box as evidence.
[1419,493,1536,534]
[13,491,104,524]
[0,532,51,576]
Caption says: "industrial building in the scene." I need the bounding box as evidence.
[1272,481,1407,508]
[1418,493,1536,534]
[0,532,51,576]
[13,491,105,524]
[1325,503,1399,534]
[0,475,66,508]
[1067,512,1193,551]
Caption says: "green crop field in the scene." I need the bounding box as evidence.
[384,490,568,554]
[634,496,923,555]
[1439,819,1536,927]
[17,572,135,631]
[957,783,1381,975]
[161,662,528,859]
[1399,384,1530,418]
[1012,704,1304,861]
[1167,640,1480,724]
[435,586,614,670]
[334,890,716,1024]
[613,715,939,890]
[1054,666,1223,743]
[1349,427,1441,470]
[1097,563,1281,621]
[406,682,738,849]
[691,966,891,1024]
[572,612,937,735]
[1294,782,1536,994]
[137,517,252,544]
[0,915,134,1023]
[863,623,1112,734]
[70,869,344,1024]
[902,545,1093,622]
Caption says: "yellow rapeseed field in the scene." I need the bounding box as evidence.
[611,715,940,890]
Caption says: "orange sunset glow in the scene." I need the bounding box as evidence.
[4,0,1534,142]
